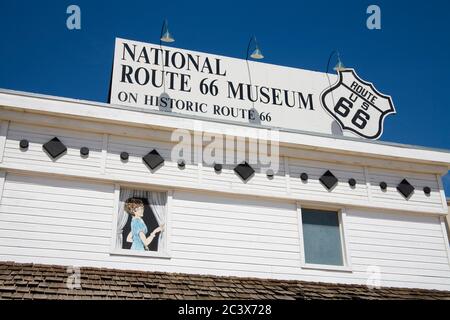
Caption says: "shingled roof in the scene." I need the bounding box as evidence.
[0,261,449,300]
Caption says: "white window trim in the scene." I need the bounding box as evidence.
[297,202,353,272]
[110,248,171,259]
[109,184,173,259]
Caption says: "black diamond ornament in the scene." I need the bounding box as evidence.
[143,149,164,170]
[397,179,414,198]
[43,137,67,159]
[234,162,255,181]
[319,170,338,190]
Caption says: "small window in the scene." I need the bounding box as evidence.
[301,208,344,266]
[115,188,167,254]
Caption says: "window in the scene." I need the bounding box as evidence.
[300,208,345,267]
[113,187,168,256]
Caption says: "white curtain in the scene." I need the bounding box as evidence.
[116,188,134,249]
[116,188,167,251]
[148,192,167,250]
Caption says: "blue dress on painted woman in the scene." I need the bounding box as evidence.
[130,217,148,251]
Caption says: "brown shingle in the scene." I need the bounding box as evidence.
[0,261,449,300]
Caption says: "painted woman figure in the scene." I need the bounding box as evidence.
[124,197,163,251]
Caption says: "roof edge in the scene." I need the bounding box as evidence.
[1,88,450,169]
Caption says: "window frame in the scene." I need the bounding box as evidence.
[297,202,352,272]
[109,184,172,259]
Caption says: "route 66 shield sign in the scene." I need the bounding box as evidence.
[321,69,395,139]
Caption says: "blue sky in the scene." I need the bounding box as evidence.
[0,0,449,195]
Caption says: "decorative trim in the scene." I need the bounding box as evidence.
[340,208,353,269]
[363,167,372,202]
[1,163,447,215]
[0,171,6,203]
[142,149,164,170]
[120,151,129,161]
[0,120,9,163]
[436,174,448,212]
[439,216,450,267]
[348,178,356,187]
[396,179,415,199]
[177,159,186,169]
[234,161,255,181]
[166,190,174,256]
[296,202,305,266]
[319,170,338,190]
[110,249,171,259]
[213,163,222,173]
[301,263,353,272]
[19,139,29,150]
[100,134,109,174]
[300,173,308,182]
[109,184,121,253]
[197,161,203,186]
[42,137,67,159]
[284,156,291,195]
[2,89,449,169]
[80,147,89,157]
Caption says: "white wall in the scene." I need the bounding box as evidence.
[1,121,446,215]
[0,173,449,290]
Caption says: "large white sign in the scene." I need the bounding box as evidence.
[110,38,394,138]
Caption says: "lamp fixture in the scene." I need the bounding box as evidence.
[333,52,345,72]
[246,35,264,60]
[160,19,175,43]
[326,50,347,74]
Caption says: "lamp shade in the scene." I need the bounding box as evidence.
[250,47,264,59]
[160,19,175,43]
[160,30,175,43]
[333,60,345,72]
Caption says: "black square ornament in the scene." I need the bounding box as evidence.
[234,162,255,181]
[143,149,164,170]
[43,137,67,159]
[397,179,414,199]
[319,170,338,190]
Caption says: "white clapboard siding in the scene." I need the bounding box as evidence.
[0,173,450,290]
[201,161,288,196]
[368,168,443,210]
[106,135,199,186]
[232,162,287,196]
[289,157,368,202]
[345,208,450,285]
[3,122,103,173]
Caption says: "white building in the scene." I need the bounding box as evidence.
[0,86,450,299]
